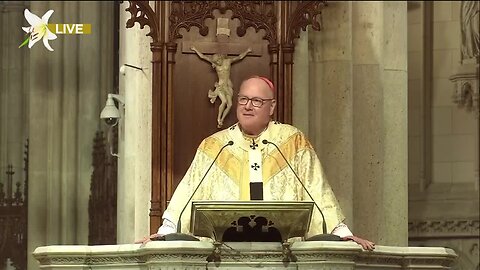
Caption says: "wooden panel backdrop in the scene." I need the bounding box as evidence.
[125,1,327,233]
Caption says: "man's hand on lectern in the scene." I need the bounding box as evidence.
[135,233,163,245]
[342,235,375,251]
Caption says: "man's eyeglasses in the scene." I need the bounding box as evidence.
[237,95,274,108]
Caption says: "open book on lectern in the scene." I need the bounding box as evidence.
[190,201,314,242]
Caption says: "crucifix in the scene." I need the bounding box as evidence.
[187,17,256,128]
[191,46,251,128]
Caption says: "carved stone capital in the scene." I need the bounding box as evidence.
[449,64,479,117]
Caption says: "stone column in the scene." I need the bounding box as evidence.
[302,1,355,225]
[117,1,152,243]
[0,3,5,172]
[381,1,408,246]
[46,0,65,245]
[0,4,29,266]
[77,0,102,244]
[296,1,408,245]
[292,30,310,135]
[351,1,408,246]
[61,0,79,245]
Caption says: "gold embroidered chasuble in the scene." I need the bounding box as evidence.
[163,121,345,238]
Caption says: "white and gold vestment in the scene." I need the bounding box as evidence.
[158,121,352,238]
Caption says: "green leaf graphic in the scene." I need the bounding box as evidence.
[19,36,29,48]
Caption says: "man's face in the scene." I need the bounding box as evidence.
[236,78,276,135]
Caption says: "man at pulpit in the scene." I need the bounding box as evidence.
[141,76,375,251]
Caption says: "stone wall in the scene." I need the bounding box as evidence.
[407,1,479,270]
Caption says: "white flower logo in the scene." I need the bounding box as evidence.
[19,9,57,51]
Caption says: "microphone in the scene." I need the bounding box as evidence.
[262,139,341,241]
[165,140,234,241]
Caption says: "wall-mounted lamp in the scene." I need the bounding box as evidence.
[100,94,125,126]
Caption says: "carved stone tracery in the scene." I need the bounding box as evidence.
[34,243,458,269]
[450,72,480,116]
[409,219,480,238]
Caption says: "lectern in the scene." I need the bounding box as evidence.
[190,201,314,242]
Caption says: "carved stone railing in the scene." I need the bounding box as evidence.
[408,219,479,269]
[33,241,456,269]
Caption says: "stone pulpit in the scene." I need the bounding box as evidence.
[33,201,457,269]
[33,241,456,269]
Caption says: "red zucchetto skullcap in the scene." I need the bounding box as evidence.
[249,75,275,93]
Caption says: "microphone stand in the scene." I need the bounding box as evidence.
[262,139,341,241]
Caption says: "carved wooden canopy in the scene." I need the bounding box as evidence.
[125,0,327,233]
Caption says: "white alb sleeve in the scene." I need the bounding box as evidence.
[331,222,353,238]
[156,212,176,235]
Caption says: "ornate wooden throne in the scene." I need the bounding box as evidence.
[125,1,327,233]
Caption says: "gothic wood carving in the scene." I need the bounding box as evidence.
[0,139,28,270]
[168,1,277,44]
[225,1,277,44]
[126,1,166,232]
[125,1,160,42]
[168,1,215,41]
[125,1,328,233]
[279,1,327,122]
[285,1,327,45]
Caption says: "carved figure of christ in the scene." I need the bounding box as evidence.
[191,45,252,128]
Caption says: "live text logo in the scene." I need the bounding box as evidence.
[48,24,92,35]
[19,9,91,52]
